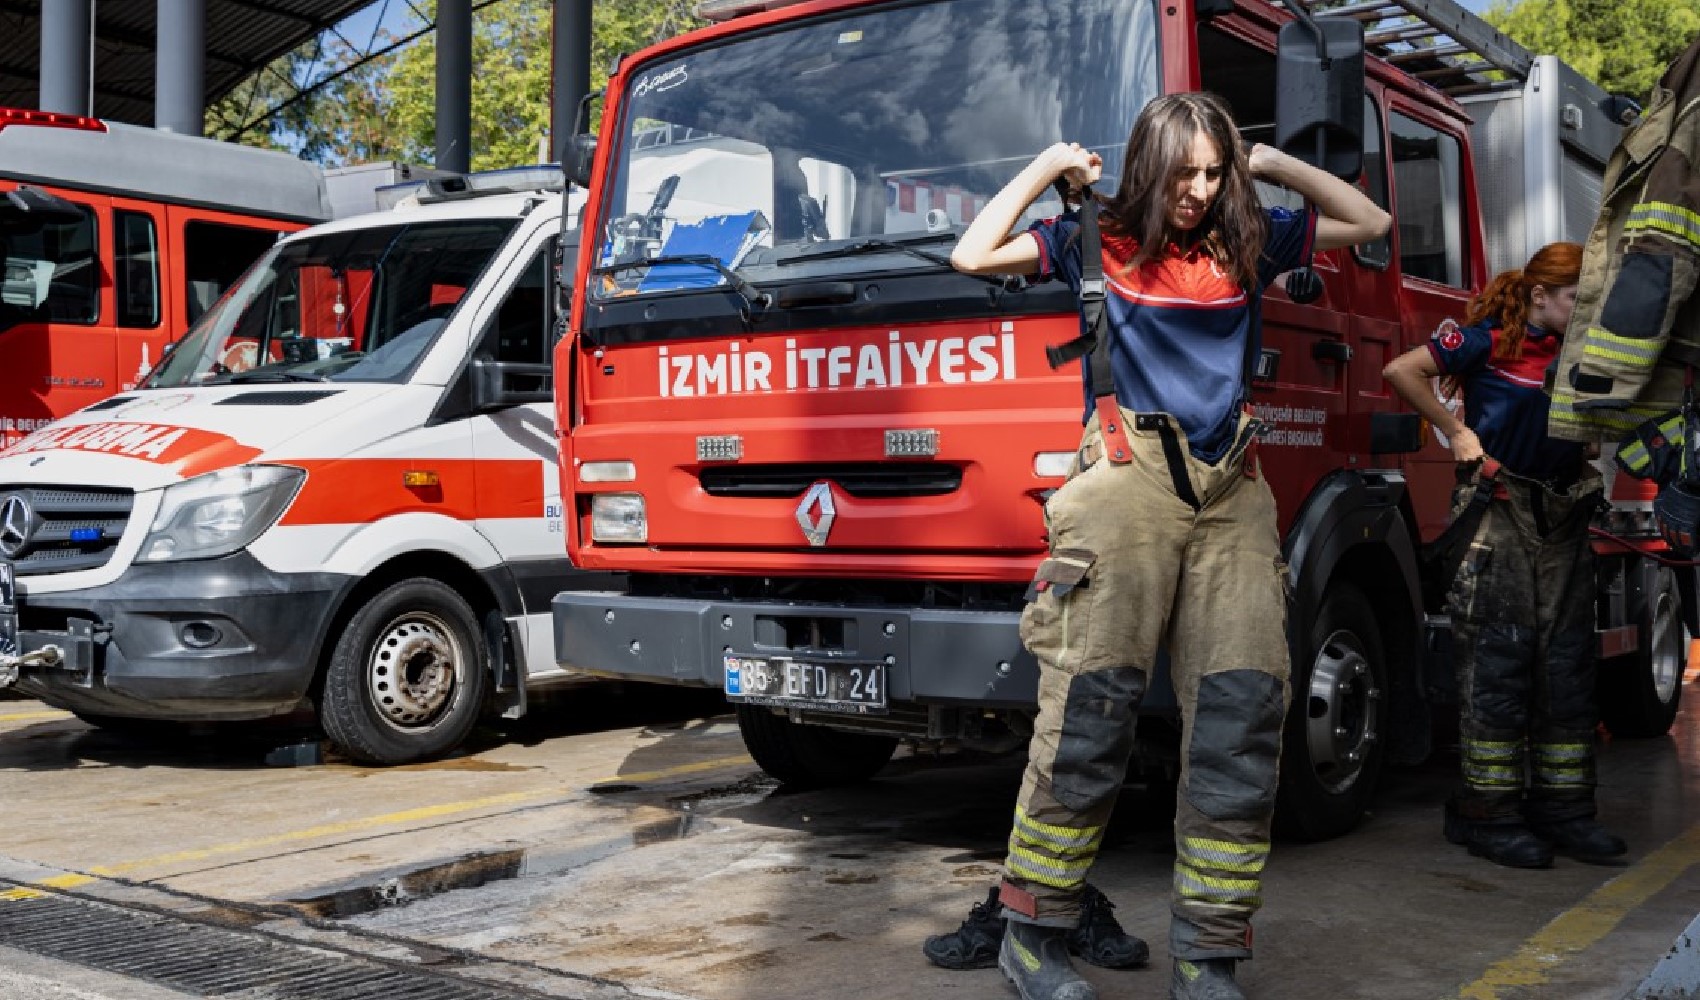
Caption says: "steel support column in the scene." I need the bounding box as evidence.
[155,0,206,135]
[550,0,592,163]
[40,0,92,116]
[436,0,472,173]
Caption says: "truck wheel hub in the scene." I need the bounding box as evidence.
[369,614,459,727]
[1305,628,1379,794]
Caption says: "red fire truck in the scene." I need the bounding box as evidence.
[550,0,1687,838]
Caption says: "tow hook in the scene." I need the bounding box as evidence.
[0,645,65,687]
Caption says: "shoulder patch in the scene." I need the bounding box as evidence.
[1434,318,1465,351]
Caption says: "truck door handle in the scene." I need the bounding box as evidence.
[1312,339,1353,363]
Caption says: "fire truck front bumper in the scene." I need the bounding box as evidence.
[552,591,1046,710]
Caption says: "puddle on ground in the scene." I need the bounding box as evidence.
[284,814,700,919]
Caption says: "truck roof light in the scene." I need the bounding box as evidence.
[381,164,567,209]
[0,107,106,133]
[695,0,810,21]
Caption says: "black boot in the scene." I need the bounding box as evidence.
[1444,801,1553,869]
[922,886,1003,970]
[1170,958,1244,1000]
[1530,816,1628,864]
[1067,884,1150,968]
[923,884,1149,971]
[999,920,1098,1000]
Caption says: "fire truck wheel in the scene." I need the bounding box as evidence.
[734,704,897,788]
[1274,583,1387,842]
[1598,565,1684,738]
[320,578,489,765]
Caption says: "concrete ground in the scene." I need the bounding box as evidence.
[0,682,1695,1000]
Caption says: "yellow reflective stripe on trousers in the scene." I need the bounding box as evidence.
[1533,743,1590,761]
[1007,843,1093,889]
[1463,739,1523,761]
[1013,806,1102,852]
[1463,763,1522,787]
[1178,837,1270,875]
[1175,862,1260,908]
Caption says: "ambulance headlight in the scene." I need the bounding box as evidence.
[137,465,305,563]
[590,493,647,544]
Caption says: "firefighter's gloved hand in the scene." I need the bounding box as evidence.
[1616,411,1685,482]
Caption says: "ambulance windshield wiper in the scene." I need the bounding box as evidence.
[221,369,330,384]
[592,255,771,313]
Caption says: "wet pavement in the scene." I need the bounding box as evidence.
[0,681,1696,999]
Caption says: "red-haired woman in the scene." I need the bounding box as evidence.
[1384,241,1626,870]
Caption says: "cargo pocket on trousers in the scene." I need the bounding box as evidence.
[1051,666,1148,812]
[1449,541,1494,623]
[1018,549,1096,668]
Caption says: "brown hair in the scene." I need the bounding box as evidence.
[1463,241,1582,360]
[1099,92,1267,288]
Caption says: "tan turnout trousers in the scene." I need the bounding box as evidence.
[999,407,1291,962]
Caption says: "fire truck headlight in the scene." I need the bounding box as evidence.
[137,465,305,563]
[590,493,648,544]
[580,460,637,483]
[1033,451,1075,478]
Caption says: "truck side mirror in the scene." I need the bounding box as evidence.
[0,185,83,231]
[1275,14,1366,182]
[565,134,597,189]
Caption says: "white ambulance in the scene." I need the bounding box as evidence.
[0,166,601,764]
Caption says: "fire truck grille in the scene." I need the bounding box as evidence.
[698,462,962,499]
[0,485,134,575]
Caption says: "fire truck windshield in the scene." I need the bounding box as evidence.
[145,219,517,388]
[594,0,1159,309]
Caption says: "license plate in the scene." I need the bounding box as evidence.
[723,655,887,715]
[0,562,15,659]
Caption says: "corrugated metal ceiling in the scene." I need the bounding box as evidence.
[0,0,379,127]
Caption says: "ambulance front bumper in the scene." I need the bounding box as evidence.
[5,553,351,720]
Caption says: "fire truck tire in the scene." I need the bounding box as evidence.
[320,578,489,765]
[1598,565,1684,739]
[1274,583,1387,842]
[734,704,897,788]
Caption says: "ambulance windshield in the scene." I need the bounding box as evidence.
[593,0,1159,304]
[145,218,517,388]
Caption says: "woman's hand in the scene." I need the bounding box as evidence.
[1050,142,1102,193]
[1247,142,1281,178]
[1450,426,1487,464]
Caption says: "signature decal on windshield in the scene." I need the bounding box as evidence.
[656,325,1018,398]
[634,64,688,98]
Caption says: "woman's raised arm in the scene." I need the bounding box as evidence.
[950,142,1101,275]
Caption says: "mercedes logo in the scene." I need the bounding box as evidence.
[0,494,34,559]
[796,481,836,547]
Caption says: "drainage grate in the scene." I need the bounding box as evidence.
[0,889,531,999]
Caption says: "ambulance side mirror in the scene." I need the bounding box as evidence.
[1274,11,1365,182]
[470,358,552,411]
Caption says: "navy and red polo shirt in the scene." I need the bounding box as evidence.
[1426,318,1585,484]
[1028,205,1317,462]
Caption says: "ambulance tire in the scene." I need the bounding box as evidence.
[734,704,897,788]
[1598,565,1684,739]
[321,578,489,766]
[1274,584,1388,842]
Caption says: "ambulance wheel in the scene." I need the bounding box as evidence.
[1599,566,1684,738]
[734,704,897,788]
[320,578,488,765]
[1275,584,1388,842]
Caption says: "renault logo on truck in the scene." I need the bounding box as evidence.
[796,482,836,547]
[0,494,34,558]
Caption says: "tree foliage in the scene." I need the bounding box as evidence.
[210,0,702,169]
[1483,0,1700,98]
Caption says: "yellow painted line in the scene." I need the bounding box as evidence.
[0,751,753,896]
[1457,822,1700,998]
[0,710,72,723]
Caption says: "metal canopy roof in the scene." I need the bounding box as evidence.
[0,0,377,128]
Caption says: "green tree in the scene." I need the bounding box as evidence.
[1483,0,1700,98]
[210,0,701,169]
